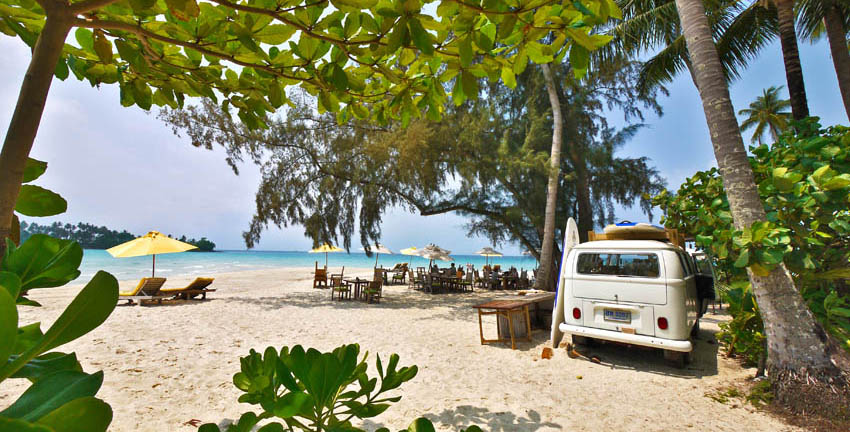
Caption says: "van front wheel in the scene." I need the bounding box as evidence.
[663,350,689,369]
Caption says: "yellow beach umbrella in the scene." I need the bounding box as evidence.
[400,246,421,266]
[309,243,344,267]
[106,231,197,277]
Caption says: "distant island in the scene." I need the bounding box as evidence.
[19,221,216,251]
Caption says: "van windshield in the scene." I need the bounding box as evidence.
[576,253,660,278]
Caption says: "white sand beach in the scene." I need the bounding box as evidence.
[2,268,798,431]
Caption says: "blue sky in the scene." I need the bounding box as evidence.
[0,33,844,255]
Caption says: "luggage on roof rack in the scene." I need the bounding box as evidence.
[587,221,685,248]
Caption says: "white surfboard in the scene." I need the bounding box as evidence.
[551,217,580,348]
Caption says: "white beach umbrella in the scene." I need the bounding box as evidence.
[475,246,502,266]
[420,247,453,268]
[361,243,393,267]
[422,244,451,255]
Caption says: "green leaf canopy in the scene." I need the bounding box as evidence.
[1,0,620,127]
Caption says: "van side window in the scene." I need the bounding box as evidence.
[677,252,693,277]
[576,253,660,278]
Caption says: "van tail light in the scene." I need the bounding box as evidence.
[657,317,669,330]
[572,308,581,320]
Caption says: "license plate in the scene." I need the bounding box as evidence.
[604,309,631,322]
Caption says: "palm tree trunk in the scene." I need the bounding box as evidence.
[775,0,810,120]
[824,5,850,122]
[673,0,849,417]
[0,11,72,257]
[534,62,563,292]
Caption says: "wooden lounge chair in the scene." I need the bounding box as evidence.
[160,277,216,300]
[119,277,167,306]
[314,262,328,289]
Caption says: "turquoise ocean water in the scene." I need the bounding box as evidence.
[79,249,538,281]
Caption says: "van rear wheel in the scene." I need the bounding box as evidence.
[664,350,688,369]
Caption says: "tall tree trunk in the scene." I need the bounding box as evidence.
[824,5,850,122]
[0,12,72,257]
[573,162,593,242]
[534,63,564,292]
[775,0,810,120]
[674,0,849,418]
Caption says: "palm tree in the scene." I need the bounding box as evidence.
[609,0,810,120]
[775,0,810,119]
[738,86,792,144]
[607,0,778,95]
[534,62,564,292]
[797,0,850,122]
[673,0,848,415]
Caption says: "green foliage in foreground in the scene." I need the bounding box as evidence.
[201,344,480,432]
[0,160,118,431]
[653,119,850,363]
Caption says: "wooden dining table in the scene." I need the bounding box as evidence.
[343,277,371,300]
[472,292,556,349]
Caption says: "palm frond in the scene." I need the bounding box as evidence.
[715,3,779,81]
[637,36,689,95]
[796,0,850,42]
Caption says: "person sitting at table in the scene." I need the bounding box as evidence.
[456,266,464,278]
[449,263,456,274]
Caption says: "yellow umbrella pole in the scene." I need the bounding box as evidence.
[152,254,156,277]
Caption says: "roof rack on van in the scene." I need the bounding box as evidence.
[587,227,685,249]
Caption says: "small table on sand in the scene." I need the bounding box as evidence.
[472,292,556,350]
[343,277,371,300]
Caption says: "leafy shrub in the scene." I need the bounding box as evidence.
[653,119,850,360]
[200,344,480,432]
[0,158,118,431]
[716,281,765,365]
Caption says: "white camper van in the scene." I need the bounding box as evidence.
[551,219,714,367]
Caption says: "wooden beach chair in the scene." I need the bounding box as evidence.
[160,277,216,300]
[391,266,406,284]
[119,277,168,306]
[313,262,328,289]
[407,269,416,289]
[364,271,384,304]
[329,267,350,300]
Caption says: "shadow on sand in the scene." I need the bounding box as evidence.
[361,406,560,432]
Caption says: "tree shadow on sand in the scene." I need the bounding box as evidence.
[226,288,499,322]
[360,406,560,432]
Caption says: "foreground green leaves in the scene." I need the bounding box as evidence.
[203,344,420,431]
[1,160,117,431]
[1,0,619,128]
